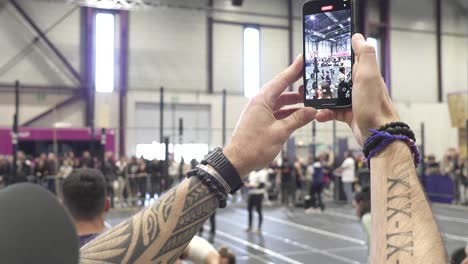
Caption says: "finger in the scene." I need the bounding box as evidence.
[315,109,336,123]
[315,109,352,126]
[352,34,378,70]
[264,55,304,105]
[280,107,317,133]
[273,92,303,111]
[273,107,301,120]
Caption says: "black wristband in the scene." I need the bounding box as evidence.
[201,148,243,194]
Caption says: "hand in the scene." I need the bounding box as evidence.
[315,34,399,145]
[224,55,317,179]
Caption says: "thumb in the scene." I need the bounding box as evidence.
[282,107,317,133]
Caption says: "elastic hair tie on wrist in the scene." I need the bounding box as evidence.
[364,129,421,169]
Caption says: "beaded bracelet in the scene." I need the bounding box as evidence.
[364,129,421,169]
[187,167,228,208]
[363,124,416,157]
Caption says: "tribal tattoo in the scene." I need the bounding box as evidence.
[80,177,219,264]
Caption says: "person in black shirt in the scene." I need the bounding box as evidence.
[149,159,162,198]
[280,157,296,213]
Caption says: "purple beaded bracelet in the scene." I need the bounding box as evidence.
[364,129,421,169]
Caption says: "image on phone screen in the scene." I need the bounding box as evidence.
[303,0,353,108]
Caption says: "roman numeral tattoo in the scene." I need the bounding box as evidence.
[385,167,414,262]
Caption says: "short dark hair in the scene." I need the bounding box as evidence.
[62,169,107,221]
[219,246,236,264]
[339,67,345,74]
[451,248,467,264]
[354,186,371,219]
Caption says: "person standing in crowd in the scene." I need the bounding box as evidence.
[136,157,148,205]
[101,152,117,208]
[353,186,371,252]
[425,154,440,175]
[127,156,139,206]
[294,157,305,202]
[80,151,95,169]
[149,158,162,198]
[62,168,110,247]
[305,156,325,214]
[0,156,10,188]
[457,157,468,205]
[335,151,356,203]
[245,168,267,233]
[34,155,48,185]
[168,155,179,188]
[320,83,333,99]
[451,246,468,264]
[13,151,30,183]
[56,158,74,200]
[325,70,331,85]
[114,156,128,207]
[280,157,296,214]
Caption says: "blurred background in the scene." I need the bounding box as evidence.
[0,0,466,263]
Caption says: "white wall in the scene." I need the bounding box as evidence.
[126,90,249,155]
[0,92,83,127]
[128,7,207,92]
[0,0,80,86]
[0,0,84,129]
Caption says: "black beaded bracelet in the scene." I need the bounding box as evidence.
[363,122,416,157]
[187,168,228,208]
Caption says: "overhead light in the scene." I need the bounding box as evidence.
[339,24,344,28]
[311,15,315,20]
[328,26,331,29]
[336,31,338,34]
[348,17,351,21]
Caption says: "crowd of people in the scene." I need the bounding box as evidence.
[0,150,195,208]
[305,54,352,100]
[423,148,468,205]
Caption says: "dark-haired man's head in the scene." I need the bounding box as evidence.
[219,246,236,264]
[451,247,468,264]
[321,83,332,97]
[339,67,345,74]
[62,169,109,236]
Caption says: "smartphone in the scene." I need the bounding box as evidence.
[303,0,354,109]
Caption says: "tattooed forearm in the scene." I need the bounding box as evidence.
[385,165,414,262]
[80,177,219,264]
[371,142,446,263]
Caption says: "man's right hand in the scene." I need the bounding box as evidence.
[315,33,399,145]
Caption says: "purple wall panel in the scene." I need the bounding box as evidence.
[0,128,115,155]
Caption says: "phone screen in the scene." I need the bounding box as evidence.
[303,0,353,108]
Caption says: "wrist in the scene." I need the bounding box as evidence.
[222,144,249,180]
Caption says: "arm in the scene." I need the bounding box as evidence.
[80,55,315,263]
[80,177,219,263]
[370,142,446,263]
[316,34,446,263]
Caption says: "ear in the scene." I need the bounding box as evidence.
[104,197,111,213]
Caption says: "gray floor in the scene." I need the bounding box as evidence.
[106,202,468,264]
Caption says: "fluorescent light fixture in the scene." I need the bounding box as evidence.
[311,15,315,20]
[339,24,344,28]
[348,17,351,21]
[95,13,115,93]
[328,26,331,29]
[243,27,260,98]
